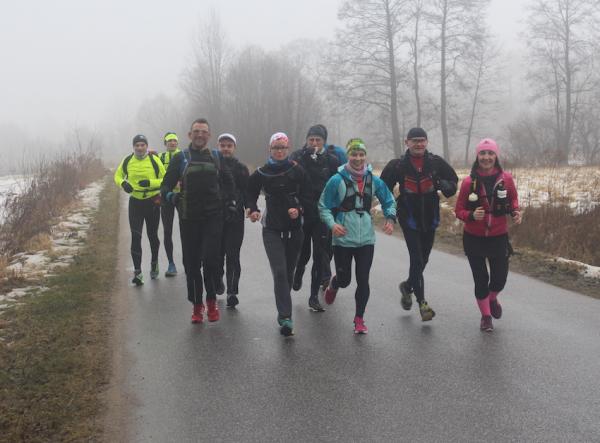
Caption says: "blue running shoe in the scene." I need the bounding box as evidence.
[165,262,177,277]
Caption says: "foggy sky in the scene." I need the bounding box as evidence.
[0,0,526,139]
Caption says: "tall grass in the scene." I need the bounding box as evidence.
[0,149,105,257]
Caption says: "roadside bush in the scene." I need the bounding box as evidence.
[510,204,600,267]
[0,149,105,256]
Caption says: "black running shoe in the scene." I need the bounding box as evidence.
[292,266,305,291]
[399,281,413,311]
[226,294,239,308]
[308,297,325,312]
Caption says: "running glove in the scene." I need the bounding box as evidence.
[121,181,133,193]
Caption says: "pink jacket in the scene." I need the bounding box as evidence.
[455,170,519,237]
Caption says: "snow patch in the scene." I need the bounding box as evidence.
[0,180,104,311]
[556,257,600,280]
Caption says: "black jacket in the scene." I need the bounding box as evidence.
[222,155,249,220]
[380,150,458,231]
[160,147,235,220]
[290,146,339,222]
[246,160,311,232]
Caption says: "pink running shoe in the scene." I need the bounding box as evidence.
[324,278,338,305]
[353,316,368,334]
[191,303,205,324]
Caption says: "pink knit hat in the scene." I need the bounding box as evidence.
[476,138,499,157]
[269,132,289,147]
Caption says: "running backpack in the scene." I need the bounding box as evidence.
[122,153,161,179]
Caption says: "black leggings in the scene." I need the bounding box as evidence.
[160,200,178,263]
[467,255,509,299]
[331,245,374,318]
[217,217,245,295]
[128,197,160,271]
[296,219,333,292]
[180,217,222,304]
[401,227,435,303]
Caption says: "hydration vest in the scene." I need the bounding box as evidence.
[337,172,373,215]
[179,149,222,219]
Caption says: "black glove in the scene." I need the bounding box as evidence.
[121,181,133,193]
[224,200,238,222]
[138,179,150,188]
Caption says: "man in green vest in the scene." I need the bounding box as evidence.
[114,134,166,286]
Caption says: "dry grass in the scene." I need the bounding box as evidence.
[0,176,119,442]
[0,149,105,258]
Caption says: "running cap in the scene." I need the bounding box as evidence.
[476,138,499,157]
[132,134,148,145]
[218,133,237,145]
[406,127,428,140]
[269,132,289,147]
[346,137,367,154]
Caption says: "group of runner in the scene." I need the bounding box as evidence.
[114,119,521,336]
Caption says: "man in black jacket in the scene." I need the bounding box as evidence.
[161,118,235,324]
[215,133,249,308]
[380,127,458,321]
[290,125,340,312]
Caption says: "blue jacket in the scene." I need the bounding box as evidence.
[319,165,396,248]
[326,144,347,165]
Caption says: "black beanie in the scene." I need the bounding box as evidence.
[306,125,327,141]
[406,127,428,140]
[132,134,148,145]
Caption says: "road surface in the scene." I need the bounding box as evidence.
[108,196,600,442]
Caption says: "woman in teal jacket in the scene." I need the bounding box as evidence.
[319,138,396,334]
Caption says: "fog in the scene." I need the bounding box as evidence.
[3,0,594,170]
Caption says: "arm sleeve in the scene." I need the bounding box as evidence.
[379,160,398,193]
[296,167,313,213]
[318,175,340,229]
[454,178,473,222]
[219,160,236,202]
[237,163,250,209]
[114,158,126,187]
[245,170,262,213]
[437,159,459,198]
[148,156,166,188]
[160,152,183,199]
[374,176,397,220]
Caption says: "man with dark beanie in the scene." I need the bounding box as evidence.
[290,124,340,312]
[380,128,458,321]
[161,118,236,324]
[114,134,166,286]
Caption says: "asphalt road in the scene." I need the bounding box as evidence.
[112,197,600,442]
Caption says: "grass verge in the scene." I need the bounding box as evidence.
[0,175,119,442]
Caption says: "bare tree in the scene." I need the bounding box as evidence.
[426,0,490,159]
[406,0,425,127]
[332,0,408,157]
[181,9,230,130]
[525,0,600,164]
[461,36,500,165]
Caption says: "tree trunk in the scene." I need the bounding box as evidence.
[385,0,402,158]
[464,61,483,166]
[440,0,450,160]
[413,3,422,127]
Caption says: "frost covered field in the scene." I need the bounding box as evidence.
[459,166,600,213]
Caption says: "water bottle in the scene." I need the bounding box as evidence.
[494,182,509,216]
[468,190,479,210]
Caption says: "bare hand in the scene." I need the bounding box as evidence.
[512,210,522,225]
[288,208,299,219]
[473,206,485,221]
[382,220,394,235]
[332,223,347,237]
[248,211,261,222]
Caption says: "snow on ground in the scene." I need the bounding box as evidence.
[0,180,104,311]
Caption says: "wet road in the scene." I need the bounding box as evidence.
[113,197,600,442]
